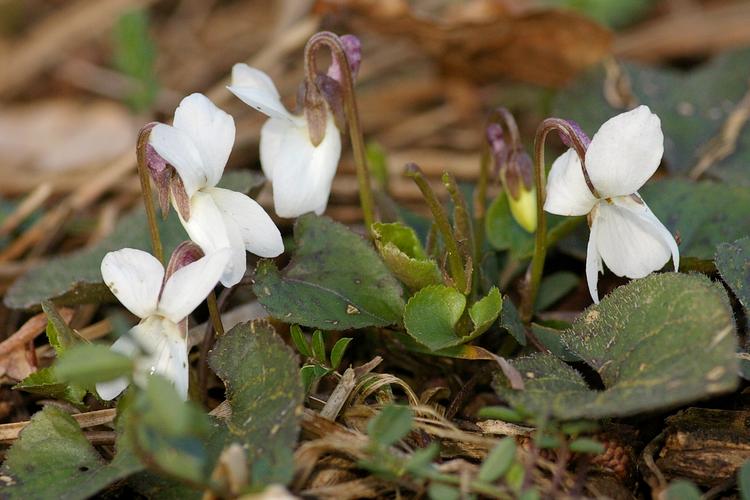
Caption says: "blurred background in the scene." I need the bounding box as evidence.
[0,0,748,292]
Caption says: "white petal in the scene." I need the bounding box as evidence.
[219,214,248,287]
[593,196,676,280]
[228,64,293,122]
[178,191,244,287]
[585,105,664,198]
[172,93,235,188]
[95,333,139,400]
[158,249,231,323]
[131,318,189,400]
[615,194,679,271]
[149,124,207,197]
[207,187,284,258]
[544,149,598,216]
[269,116,342,218]
[96,376,129,401]
[179,191,231,254]
[101,249,164,319]
[585,215,604,304]
[259,117,293,181]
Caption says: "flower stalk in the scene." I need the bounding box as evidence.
[407,164,468,292]
[520,118,589,322]
[136,125,164,263]
[304,31,376,233]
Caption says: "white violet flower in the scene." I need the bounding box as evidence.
[227,64,342,218]
[544,105,679,303]
[149,93,284,287]
[96,247,230,401]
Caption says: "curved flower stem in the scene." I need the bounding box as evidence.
[304,31,376,234]
[136,126,163,263]
[407,163,467,291]
[520,118,589,323]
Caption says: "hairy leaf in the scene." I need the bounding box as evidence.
[209,320,304,485]
[494,273,738,419]
[254,215,405,330]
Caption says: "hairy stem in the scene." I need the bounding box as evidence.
[136,126,163,263]
[304,31,376,233]
[520,118,588,322]
[407,164,466,290]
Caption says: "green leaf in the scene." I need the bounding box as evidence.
[130,376,214,484]
[368,405,413,447]
[403,286,501,352]
[554,49,750,181]
[494,273,738,419]
[568,438,605,455]
[477,406,525,422]
[13,367,87,406]
[112,9,158,111]
[4,171,258,310]
[477,437,516,483]
[642,180,750,260]
[55,343,133,386]
[403,284,466,351]
[330,337,352,370]
[664,480,702,500]
[289,325,312,357]
[531,323,580,362]
[42,300,86,355]
[486,191,578,259]
[466,286,502,341]
[1,406,143,499]
[716,237,750,312]
[499,297,526,346]
[301,364,330,393]
[541,0,651,28]
[405,443,440,475]
[372,222,442,290]
[739,460,750,500]
[428,483,460,500]
[535,272,579,311]
[208,320,304,486]
[254,215,405,330]
[311,329,327,365]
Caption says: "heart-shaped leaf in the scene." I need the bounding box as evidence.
[208,320,304,486]
[494,273,738,419]
[254,215,405,330]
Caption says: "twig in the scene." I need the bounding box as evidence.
[0,408,116,444]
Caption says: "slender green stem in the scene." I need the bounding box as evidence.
[407,164,466,290]
[442,172,474,294]
[520,119,588,323]
[206,290,224,337]
[474,145,491,259]
[136,126,163,263]
[304,32,376,234]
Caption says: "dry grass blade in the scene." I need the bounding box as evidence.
[0,408,116,444]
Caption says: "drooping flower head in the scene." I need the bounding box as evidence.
[96,244,230,400]
[486,108,537,233]
[227,33,361,218]
[148,93,284,287]
[544,105,679,303]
